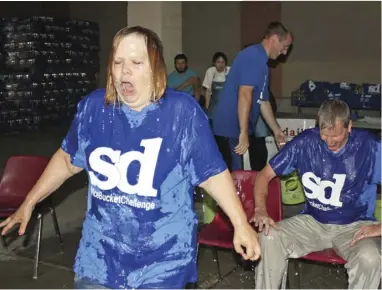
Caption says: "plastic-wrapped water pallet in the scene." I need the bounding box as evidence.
[0,16,100,133]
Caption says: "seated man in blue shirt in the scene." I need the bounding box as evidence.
[167,54,201,101]
[212,22,292,171]
[252,100,381,289]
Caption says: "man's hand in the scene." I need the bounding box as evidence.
[250,207,279,235]
[260,101,286,147]
[350,224,381,247]
[233,223,261,261]
[176,76,198,91]
[235,132,249,155]
[273,128,287,147]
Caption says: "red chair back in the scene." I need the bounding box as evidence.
[198,170,282,248]
[0,156,49,209]
[232,170,282,222]
[209,170,282,229]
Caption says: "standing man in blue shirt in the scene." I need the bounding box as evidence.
[167,54,201,102]
[212,22,293,171]
[252,100,381,289]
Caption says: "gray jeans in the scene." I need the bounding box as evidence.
[255,214,381,289]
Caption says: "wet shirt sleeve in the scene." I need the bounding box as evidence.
[372,140,381,184]
[61,98,89,169]
[183,103,227,186]
[238,56,262,88]
[261,73,270,102]
[269,138,300,176]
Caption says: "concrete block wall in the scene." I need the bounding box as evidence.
[281,1,381,98]
[0,2,379,114]
[127,1,182,72]
[182,1,381,114]
[161,2,182,73]
[69,2,127,88]
[182,1,241,81]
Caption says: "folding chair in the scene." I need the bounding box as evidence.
[197,170,282,287]
[0,156,63,279]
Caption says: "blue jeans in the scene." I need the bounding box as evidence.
[214,136,243,171]
[73,276,191,289]
[73,277,110,289]
[210,117,242,171]
[228,137,242,170]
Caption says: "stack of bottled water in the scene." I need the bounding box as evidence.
[0,16,100,133]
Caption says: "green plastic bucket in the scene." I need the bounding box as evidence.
[202,190,217,224]
[281,170,305,205]
[374,198,381,222]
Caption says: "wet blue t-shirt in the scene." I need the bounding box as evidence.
[61,88,227,288]
[212,44,269,138]
[269,127,381,225]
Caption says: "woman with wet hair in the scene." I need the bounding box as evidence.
[0,27,260,289]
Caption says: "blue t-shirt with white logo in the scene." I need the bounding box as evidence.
[61,88,227,288]
[212,44,269,138]
[269,127,381,225]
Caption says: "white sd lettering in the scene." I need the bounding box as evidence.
[88,138,163,197]
[302,172,345,207]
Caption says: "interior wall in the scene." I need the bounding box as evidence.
[127,2,164,38]
[281,1,381,100]
[182,1,241,80]
[241,1,282,98]
[41,2,70,17]
[0,2,70,19]
[69,1,127,88]
[128,1,182,72]
[0,2,51,17]
[161,2,183,74]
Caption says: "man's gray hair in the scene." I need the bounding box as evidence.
[317,100,351,129]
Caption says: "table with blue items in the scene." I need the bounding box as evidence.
[291,81,381,120]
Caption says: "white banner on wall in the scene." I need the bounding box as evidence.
[243,118,316,169]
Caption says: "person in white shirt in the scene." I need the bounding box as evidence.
[202,52,230,124]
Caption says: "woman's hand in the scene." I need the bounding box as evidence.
[233,223,261,261]
[0,203,34,236]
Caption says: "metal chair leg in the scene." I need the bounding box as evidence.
[280,259,289,289]
[188,244,200,289]
[212,247,222,281]
[33,213,43,280]
[287,259,301,289]
[0,234,7,249]
[49,207,63,252]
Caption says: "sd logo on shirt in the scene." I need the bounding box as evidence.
[88,138,163,197]
[302,172,346,207]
